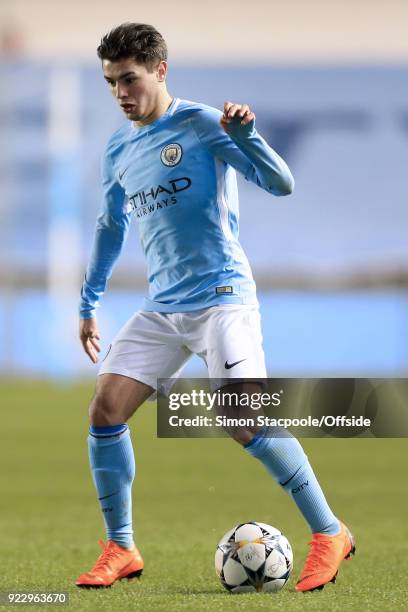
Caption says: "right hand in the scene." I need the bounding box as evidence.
[79,317,101,363]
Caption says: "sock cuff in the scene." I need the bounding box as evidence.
[244,425,295,452]
[244,428,273,456]
[243,425,269,449]
[89,424,129,438]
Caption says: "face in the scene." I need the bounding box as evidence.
[102,57,167,123]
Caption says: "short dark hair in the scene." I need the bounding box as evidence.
[97,23,167,71]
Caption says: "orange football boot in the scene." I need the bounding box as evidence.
[76,540,144,588]
[295,522,355,592]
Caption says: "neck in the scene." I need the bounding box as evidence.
[133,91,173,128]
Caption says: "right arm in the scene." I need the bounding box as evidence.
[79,149,131,362]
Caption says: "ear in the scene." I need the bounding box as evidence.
[156,60,168,82]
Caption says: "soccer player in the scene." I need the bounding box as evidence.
[76,23,355,591]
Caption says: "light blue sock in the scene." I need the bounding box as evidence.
[88,424,135,549]
[245,428,340,535]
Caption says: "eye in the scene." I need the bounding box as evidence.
[124,77,136,85]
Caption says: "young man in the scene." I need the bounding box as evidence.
[77,23,355,591]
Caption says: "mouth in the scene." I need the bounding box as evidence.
[120,103,136,113]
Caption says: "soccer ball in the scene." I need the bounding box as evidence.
[215,521,293,593]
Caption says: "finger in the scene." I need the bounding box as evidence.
[84,339,98,363]
[223,102,242,121]
[236,104,250,118]
[88,331,100,343]
[89,336,101,353]
[225,104,241,119]
[80,330,99,343]
[80,336,98,363]
[241,111,255,125]
[223,101,233,116]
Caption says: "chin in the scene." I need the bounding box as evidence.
[121,107,141,120]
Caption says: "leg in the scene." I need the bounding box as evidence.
[77,310,192,587]
[77,375,151,587]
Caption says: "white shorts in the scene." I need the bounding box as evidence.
[98,304,267,395]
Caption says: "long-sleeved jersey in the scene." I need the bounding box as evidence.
[79,98,294,318]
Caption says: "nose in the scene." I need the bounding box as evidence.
[114,82,128,100]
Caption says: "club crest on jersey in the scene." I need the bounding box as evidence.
[161,143,182,166]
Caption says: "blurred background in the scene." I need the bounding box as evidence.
[0,0,407,379]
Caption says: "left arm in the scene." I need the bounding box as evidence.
[191,103,294,196]
[221,101,294,196]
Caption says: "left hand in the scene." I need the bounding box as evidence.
[220,101,256,133]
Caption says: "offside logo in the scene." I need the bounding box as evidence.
[161,143,182,166]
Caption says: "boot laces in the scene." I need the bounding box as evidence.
[301,537,333,576]
[92,540,122,572]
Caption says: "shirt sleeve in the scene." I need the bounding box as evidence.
[190,106,294,196]
[79,150,131,319]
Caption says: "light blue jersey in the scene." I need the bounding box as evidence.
[80,98,294,317]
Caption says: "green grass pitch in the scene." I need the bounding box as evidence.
[0,381,407,611]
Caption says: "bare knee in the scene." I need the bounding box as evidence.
[218,382,263,446]
[89,392,121,427]
[88,373,153,426]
